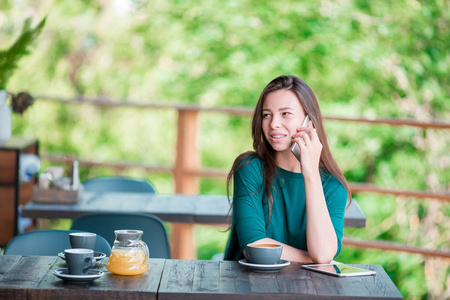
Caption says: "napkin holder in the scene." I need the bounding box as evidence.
[32,184,83,204]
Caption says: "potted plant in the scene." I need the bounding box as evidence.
[0,17,46,146]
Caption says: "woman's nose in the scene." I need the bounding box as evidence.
[270,116,281,128]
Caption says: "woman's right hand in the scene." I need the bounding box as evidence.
[291,121,322,177]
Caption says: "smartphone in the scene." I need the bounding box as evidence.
[290,115,310,162]
[302,263,376,277]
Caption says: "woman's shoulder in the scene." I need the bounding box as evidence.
[234,152,263,169]
[320,170,345,189]
[320,170,348,200]
[232,153,265,191]
[233,153,264,178]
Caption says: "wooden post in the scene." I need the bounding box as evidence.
[172,109,199,259]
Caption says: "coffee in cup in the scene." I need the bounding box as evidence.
[69,232,96,250]
[245,243,282,265]
[64,248,96,275]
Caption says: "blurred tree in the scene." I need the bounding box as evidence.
[1,1,448,298]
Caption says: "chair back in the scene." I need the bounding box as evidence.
[71,213,171,259]
[3,230,111,256]
[83,177,156,193]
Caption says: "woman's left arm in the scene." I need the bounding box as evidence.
[294,125,338,263]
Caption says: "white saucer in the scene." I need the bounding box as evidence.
[58,251,106,262]
[239,259,291,272]
[53,268,104,283]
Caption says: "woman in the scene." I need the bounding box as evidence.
[224,75,351,263]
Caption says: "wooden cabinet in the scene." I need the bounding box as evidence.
[0,136,39,245]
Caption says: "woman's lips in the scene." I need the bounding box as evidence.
[270,134,287,142]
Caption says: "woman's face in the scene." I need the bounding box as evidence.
[262,89,306,154]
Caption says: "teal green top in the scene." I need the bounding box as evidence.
[224,156,347,261]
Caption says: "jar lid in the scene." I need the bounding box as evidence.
[114,229,143,242]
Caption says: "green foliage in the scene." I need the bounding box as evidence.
[195,225,228,260]
[0,18,46,89]
[1,1,449,299]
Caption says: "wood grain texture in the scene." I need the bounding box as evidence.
[158,260,404,300]
[0,256,165,300]
[0,256,403,300]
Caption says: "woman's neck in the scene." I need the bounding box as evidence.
[275,151,302,173]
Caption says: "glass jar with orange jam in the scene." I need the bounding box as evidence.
[106,230,149,275]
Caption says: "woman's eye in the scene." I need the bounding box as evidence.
[282,112,292,116]
[262,113,271,118]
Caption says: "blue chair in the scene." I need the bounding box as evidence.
[71,212,171,259]
[83,176,157,193]
[3,230,111,256]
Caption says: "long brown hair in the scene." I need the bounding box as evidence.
[227,75,351,221]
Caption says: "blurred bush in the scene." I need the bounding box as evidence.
[2,1,448,298]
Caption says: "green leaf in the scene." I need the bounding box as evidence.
[0,17,46,89]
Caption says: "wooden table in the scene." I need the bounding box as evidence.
[21,193,366,259]
[0,255,164,300]
[0,255,403,300]
[159,259,403,300]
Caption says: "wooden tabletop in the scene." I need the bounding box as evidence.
[0,255,164,300]
[159,260,403,300]
[0,256,403,300]
[22,193,366,227]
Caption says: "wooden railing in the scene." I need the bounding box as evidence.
[36,95,450,259]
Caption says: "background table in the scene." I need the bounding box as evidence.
[0,256,403,300]
[21,193,366,259]
[22,192,366,227]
